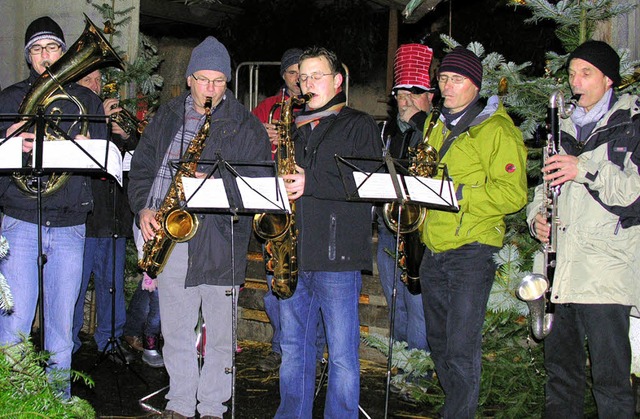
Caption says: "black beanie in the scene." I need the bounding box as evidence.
[438,46,483,89]
[24,16,67,64]
[280,48,303,77]
[567,40,621,87]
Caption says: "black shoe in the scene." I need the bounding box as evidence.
[257,351,281,372]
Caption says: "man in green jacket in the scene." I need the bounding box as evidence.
[418,46,528,419]
[529,40,640,419]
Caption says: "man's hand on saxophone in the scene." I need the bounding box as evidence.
[282,164,305,200]
[139,208,160,242]
[532,213,551,244]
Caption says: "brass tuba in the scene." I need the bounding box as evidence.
[516,90,578,340]
[253,91,313,299]
[11,14,125,197]
[138,97,213,278]
[382,98,443,294]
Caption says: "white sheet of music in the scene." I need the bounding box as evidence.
[182,176,230,209]
[236,177,291,212]
[123,150,134,172]
[405,176,459,209]
[353,172,406,200]
[38,139,123,186]
[0,137,24,169]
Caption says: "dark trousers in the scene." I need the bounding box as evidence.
[544,303,634,419]
[419,242,498,419]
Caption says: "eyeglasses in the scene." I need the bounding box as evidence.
[285,70,299,77]
[28,43,61,55]
[299,72,335,82]
[395,92,425,101]
[437,74,467,85]
[191,74,227,87]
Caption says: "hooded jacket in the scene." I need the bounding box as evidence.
[527,93,640,314]
[128,91,271,287]
[0,69,106,226]
[420,99,528,252]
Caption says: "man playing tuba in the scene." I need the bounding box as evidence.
[0,15,107,398]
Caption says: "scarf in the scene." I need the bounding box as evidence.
[570,89,613,144]
[146,95,221,210]
[295,91,346,129]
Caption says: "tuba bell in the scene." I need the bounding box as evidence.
[11,14,125,197]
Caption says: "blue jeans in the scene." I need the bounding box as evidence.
[72,237,127,352]
[419,242,498,419]
[264,272,327,359]
[0,215,85,398]
[276,270,361,419]
[123,279,161,338]
[377,225,428,351]
[544,303,634,419]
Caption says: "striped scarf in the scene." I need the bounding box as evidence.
[295,91,346,129]
[146,95,221,210]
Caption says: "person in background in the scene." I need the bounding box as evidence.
[377,43,433,353]
[275,46,381,418]
[0,16,107,398]
[72,69,137,365]
[251,47,327,373]
[528,40,640,419]
[128,36,270,419]
[418,46,527,418]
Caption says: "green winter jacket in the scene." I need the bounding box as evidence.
[421,99,528,253]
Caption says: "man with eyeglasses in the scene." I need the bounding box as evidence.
[375,44,433,360]
[251,48,328,374]
[0,15,106,399]
[416,46,527,418]
[128,36,270,419]
[275,46,381,418]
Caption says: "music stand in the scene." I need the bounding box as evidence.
[0,109,120,352]
[138,155,281,419]
[335,154,459,419]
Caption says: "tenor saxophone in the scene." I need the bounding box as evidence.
[253,92,313,299]
[382,98,444,294]
[516,90,578,339]
[138,97,213,278]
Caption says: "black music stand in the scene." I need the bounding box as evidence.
[137,155,278,419]
[0,109,119,352]
[335,153,459,419]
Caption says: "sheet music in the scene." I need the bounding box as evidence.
[0,137,24,169]
[236,177,292,212]
[39,139,123,186]
[405,176,459,209]
[353,172,406,200]
[123,150,134,172]
[182,177,230,209]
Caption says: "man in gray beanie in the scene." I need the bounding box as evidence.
[0,15,106,399]
[417,46,527,418]
[529,39,640,418]
[129,35,270,419]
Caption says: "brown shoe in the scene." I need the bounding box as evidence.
[124,335,143,352]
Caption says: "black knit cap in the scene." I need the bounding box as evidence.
[24,16,67,64]
[280,48,303,77]
[567,40,621,87]
[438,46,483,89]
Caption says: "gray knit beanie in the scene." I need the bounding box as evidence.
[280,48,303,77]
[24,16,67,64]
[185,36,232,81]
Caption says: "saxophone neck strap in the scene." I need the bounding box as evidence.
[439,99,485,159]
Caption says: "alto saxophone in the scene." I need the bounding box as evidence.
[138,97,213,278]
[253,91,313,299]
[516,90,579,339]
[382,98,444,294]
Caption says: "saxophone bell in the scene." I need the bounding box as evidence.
[516,273,553,340]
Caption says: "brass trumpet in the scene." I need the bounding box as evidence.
[103,81,148,136]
